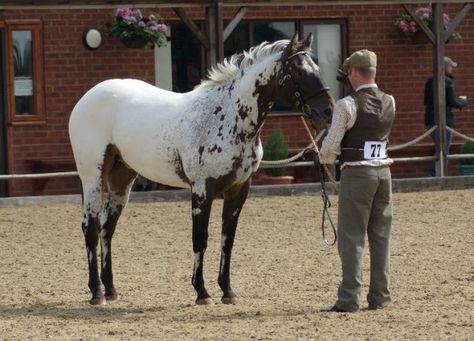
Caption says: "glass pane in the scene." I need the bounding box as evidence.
[252,22,295,45]
[12,30,34,115]
[224,22,249,57]
[303,24,342,99]
[171,24,202,92]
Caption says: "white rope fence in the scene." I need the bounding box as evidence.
[1,125,473,181]
[0,171,78,180]
[387,125,437,151]
[446,126,474,142]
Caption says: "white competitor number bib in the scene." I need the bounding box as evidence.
[364,141,387,159]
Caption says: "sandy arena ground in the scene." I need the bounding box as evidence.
[0,189,473,340]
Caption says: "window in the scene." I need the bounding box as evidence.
[170,23,204,93]
[5,20,44,124]
[302,22,344,100]
[171,19,345,102]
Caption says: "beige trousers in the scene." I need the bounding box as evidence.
[335,165,392,311]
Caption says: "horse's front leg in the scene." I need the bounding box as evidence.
[218,179,251,304]
[191,189,213,305]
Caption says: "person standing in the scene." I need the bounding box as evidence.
[424,56,467,176]
[319,49,396,313]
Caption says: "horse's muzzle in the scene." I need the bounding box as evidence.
[308,105,332,129]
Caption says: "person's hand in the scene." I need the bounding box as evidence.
[318,151,336,164]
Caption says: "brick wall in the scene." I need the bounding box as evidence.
[4,8,157,196]
[2,4,473,196]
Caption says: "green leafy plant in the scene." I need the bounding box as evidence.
[395,6,461,40]
[104,7,168,48]
[459,140,474,166]
[263,128,289,177]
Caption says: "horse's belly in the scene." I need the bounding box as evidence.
[122,150,189,188]
[114,136,189,189]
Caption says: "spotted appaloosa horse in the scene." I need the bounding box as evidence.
[69,33,334,306]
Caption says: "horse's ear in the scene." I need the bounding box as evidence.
[282,32,299,59]
[302,32,313,51]
[291,32,299,45]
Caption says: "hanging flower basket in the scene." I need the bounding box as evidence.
[120,35,148,49]
[395,6,462,43]
[104,7,168,49]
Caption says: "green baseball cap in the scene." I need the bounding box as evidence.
[342,49,377,72]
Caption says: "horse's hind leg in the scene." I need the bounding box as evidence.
[81,178,106,305]
[218,179,251,304]
[191,185,214,305]
[100,155,137,302]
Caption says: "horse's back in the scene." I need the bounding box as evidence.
[69,78,181,144]
[70,79,177,120]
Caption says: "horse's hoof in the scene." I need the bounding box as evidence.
[90,296,106,306]
[195,297,213,306]
[221,296,238,305]
[105,292,118,301]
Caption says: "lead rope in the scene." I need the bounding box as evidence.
[300,117,337,246]
[314,154,337,246]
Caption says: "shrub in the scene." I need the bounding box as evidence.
[459,140,474,166]
[263,128,289,176]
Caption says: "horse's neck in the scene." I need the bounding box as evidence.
[233,56,282,132]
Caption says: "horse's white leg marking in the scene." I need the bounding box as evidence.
[220,234,228,274]
[193,252,201,279]
[87,247,93,264]
[100,228,108,268]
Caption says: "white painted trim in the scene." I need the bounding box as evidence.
[155,28,173,91]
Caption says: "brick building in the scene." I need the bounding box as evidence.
[0,1,473,196]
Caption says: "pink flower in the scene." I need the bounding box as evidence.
[157,24,167,33]
[138,21,146,28]
[410,21,417,32]
[443,13,450,24]
[133,9,142,18]
[399,22,409,32]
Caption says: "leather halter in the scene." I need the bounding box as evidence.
[279,51,331,116]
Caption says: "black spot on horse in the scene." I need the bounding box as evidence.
[172,151,190,184]
[213,106,222,115]
[238,107,249,120]
[198,146,204,164]
[228,80,236,95]
[235,131,246,144]
[220,115,225,121]
[231,155,243,170]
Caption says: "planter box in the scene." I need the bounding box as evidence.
[259,175,294,185]
[459,165,474,176]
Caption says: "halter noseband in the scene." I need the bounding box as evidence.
[279,51,331,116]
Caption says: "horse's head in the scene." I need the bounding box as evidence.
[278,33,334,129]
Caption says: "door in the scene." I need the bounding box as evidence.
[0,24,8,196]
